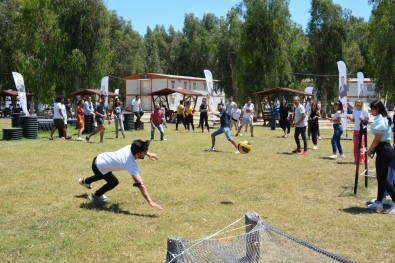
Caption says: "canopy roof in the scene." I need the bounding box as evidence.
[71,89,118,97]
[0,89,33,96]
[253,87,313,97]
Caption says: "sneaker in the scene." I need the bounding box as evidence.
[284,134,288,138]
[292,149,302,154]
[329,154,337,159]
[313,145,318,150]
[239,133,243,137]
[78,178,92,189]
[77,137,83,141]
[251,134,254,137]
[367,202,383,210]
[85,135,90,142]
[235,150,240,154]
[302,151,308,155]
[66,136,72,140]
[48,137,54,140]
[385,206,395,214]
[339,154,346,158]
[235,133,239,137]
[161,138,168,141]
[318,136,322,140]
[210,147,216,152]
[90,193,107,202]
[372,198,395,206]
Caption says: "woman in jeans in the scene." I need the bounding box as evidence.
[113,97,125,138]
[366,100,395,213]
[329,101,345,159]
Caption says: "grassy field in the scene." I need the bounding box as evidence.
[0,117,394,263]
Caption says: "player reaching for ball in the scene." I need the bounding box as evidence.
[78,139,163,210]
[210,102,240,154]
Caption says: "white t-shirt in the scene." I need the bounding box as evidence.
[353,110,368,131]
[231,108,241,120]
[131,98,141,113]
[96,145,139,177]
[333,111,342,122]
[53,102,62,119]
[242,103,254,119]
[226,101,236,115]
[294,104,307,127]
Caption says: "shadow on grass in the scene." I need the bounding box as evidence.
[203,149,225,153]
[336,161,355,165]
[277,152,294,155]
[341,207,381,215]
[76,194,158,218]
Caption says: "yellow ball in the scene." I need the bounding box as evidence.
[238,140,252,154]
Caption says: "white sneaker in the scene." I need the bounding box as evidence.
[77,137,83,141]
[239,133,243,137]
[90,193,107,202]
[235,150,240,154]
[318,136,322,140]
[313,145,318,150]
[78,178,92,189]
[210,147,216,152]
[369,198,394,206]
[329,154,337,159]
[386,206,395,214]
[339,154,346,158]
[367,202,383,210]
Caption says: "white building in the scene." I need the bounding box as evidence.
[347,78,377,106]
[125,73,225,111]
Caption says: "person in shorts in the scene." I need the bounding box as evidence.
[86,95,107,143]
[236,98,255,137]
[210,102,239,154]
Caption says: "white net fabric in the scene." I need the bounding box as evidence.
[166,220,354,263]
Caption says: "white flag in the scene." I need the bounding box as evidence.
[12,72,29,116]
[204,69,215,114]
[357,72,364,99]
[100,76,109,104]
[337,61,347,131]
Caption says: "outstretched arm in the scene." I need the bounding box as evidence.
[132,175,162,210]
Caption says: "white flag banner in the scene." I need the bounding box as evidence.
[357,72,364,99]
[100,76,109,104]
[337,61,347,131]
[12,72,29,116]
[204,69,218,121]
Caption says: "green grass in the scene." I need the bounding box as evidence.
[0,118,393,262]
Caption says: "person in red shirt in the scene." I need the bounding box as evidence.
[150,103,166,141]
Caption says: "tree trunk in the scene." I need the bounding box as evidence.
[321,85,328,118]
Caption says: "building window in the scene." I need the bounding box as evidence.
[367,84,374,91]
[193,82,196,90]
[184,82,187,89]
[171,80,175,89]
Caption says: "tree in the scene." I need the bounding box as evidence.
[307,0,346,117]
[367,0,395,96]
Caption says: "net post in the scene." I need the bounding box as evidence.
[165,236,184,263]
[245,211,260,263]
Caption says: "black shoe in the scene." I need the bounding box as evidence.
[85,135,90,142]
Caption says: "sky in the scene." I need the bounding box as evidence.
[104,0,373,36]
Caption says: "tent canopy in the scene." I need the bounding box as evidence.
[71,89,118,97]
[253,87,313,120]
[147,87,203,109]
[0,89,33,96]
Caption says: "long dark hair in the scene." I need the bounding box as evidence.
[370,100,387,117]
[334,100,343,113]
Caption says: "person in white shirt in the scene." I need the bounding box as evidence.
[292,96,308,154]
[49,96,71,140]
[226,96,236,116]
[230,103,241,131]
[78,139,163,210]
[347,99,369,164]
[131,95,144,130]
[236,98,255,137]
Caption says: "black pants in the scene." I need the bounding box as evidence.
[375,142,395,201]
[199,113,209,131]
[134,111,144,129]
[311,123,319,145]
[84,157,119,197]
[185,114,194,131]
[294,126,307,151]
[176,114,186,130]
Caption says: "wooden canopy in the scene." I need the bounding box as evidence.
[147,88,203,109]
[71,88,118,97]
[253,87,313,120]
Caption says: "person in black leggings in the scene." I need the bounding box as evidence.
[310,102,321,150]
[366,100,395,214]
[199,98,210,132]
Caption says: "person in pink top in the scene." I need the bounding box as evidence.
[150,103,166,141]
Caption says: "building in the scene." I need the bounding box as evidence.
[125,73,225,111]
[347,78,377,106]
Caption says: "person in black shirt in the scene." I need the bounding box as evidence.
[199,98,210,132]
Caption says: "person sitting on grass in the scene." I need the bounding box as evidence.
[78,139,163,210]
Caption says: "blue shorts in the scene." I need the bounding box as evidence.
[212,127,232,140]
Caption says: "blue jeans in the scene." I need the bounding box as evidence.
[151,123,164,140]
[331,124,343,154]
